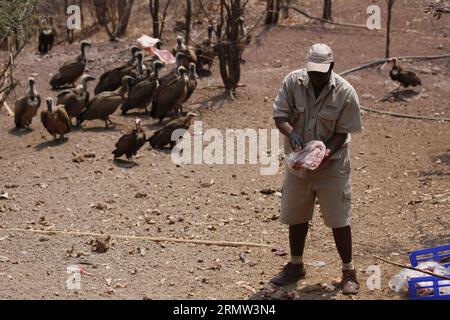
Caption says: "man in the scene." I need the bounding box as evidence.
[271,44,362,295]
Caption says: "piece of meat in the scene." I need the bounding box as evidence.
[287,141,326,171]
[137,35,176,65]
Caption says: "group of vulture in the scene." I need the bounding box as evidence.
[14,23,235,162]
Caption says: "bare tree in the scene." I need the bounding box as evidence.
[322,0,332,21]
[386,0,395,58]
[149,0,172,39]
[93,0,135,41]
[200,0,251,99]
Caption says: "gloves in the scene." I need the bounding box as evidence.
[288,131,305,151]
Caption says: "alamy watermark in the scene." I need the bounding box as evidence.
[171,122,280,176]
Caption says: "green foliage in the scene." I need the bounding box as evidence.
[0,0,38,44]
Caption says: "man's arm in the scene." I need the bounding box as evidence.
[275,117,305,150]
[324,133,348,159]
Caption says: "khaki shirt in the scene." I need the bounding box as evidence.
[273,69,362,176]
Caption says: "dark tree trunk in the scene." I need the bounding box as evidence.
[265,0,281,25]
[115,0,134,37]
[322,0,333,21]
[185,0,192,45]
[386,0,395,58]
[149,0,160,38]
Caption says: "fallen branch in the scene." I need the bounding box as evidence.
[199,84,247,90]
[360,106,450,122]
[340,54,450,76]
[0,227,274,249]
[375,256,450,280]
[289,6,369,30]
[2,102,14,117]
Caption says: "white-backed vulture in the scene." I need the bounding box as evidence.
[14,78,41,130]
[112,118,147,162]
[121,60,165,115]
[94,46,142,95]
[77,76,135,128]
[40,97,71,140]
[148,112,197,149]
[151,66,189,124]
[195,25,216,70]
[172,36,197,67]
[50,41,91,90]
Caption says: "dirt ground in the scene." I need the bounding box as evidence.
[0,0,449,300]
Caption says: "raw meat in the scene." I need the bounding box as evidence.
[286,141,326,171]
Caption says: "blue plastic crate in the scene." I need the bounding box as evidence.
[407,244,450,300]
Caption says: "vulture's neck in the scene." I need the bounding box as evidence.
[27,83,36,97]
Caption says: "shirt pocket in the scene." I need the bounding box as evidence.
[317,107,340,139]
[290,105,306,132]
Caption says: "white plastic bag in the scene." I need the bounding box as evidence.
[388,261,450,297]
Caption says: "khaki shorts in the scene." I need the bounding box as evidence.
[280,149,353,229]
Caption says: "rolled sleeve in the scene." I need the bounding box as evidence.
[335,91,362,134]
[273,75,294,119]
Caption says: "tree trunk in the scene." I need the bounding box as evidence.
[323,0,332,21]
[115,0,134,38]
[386,0,395,58]
[273,0,281,24]
[265,0,281,25]
[265,0,274,25]
[150,0,160,38]
[185,0,192,45]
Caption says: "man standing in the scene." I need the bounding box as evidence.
[271,44,362,295]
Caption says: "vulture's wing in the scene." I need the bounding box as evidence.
[56,107,71,129]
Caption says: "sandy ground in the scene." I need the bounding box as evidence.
[0,0,449,300]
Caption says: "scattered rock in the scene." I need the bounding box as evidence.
[272,248,288,257]
[307,261,327,268]
[92,203,108,211]
[135,192,148,199]
[0,192,9,200]
[260,188,277,195]
[200,179,215,188]
[91,236,111,254]
[4,184,19,189]
[0,255,10,263]
[39,216,51,226]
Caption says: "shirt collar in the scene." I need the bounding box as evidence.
[299,70,337,89]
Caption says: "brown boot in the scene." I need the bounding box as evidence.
[270,263,306,286]
[340,269,360,295]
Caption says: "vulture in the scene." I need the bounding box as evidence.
[184,63,198,104]
[112,118,147,162]
[50,41,91,90]
[151,66,190,124]
[148,112,197,149]
[38,23,55,55]
[77,76,135,128]
[195,25,216,70]
[172,36,197,67]
[14,78,42,130]
[94,46,142,95]
[389,58,422,89]
[158,52,189,86]
[131,52,150,83]
[121,60,165,115]
[238,17,251,61]
[56,74,96,126]
[40,97,71,141]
